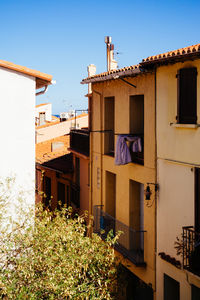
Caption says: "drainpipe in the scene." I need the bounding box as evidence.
[35,85,48,96]
[154,68,157,299]
[35,80,56,96]
[93,89,103,210]
[89,96,93,217]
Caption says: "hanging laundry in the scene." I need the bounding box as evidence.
[115,135,132,165]
[131,137,142,153]
[115,135,143,165]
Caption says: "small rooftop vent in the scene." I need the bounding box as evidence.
[51,142,64,152]
[60,112,68,121]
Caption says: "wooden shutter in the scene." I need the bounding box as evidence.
[177,67,197,124]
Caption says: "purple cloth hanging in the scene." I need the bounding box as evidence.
[115,135,142,165]
[115,135,132,165]
[131,137,142,152]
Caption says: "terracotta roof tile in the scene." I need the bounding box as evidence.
[0,59,52,88]
[81,64,140,84]
[36,103,50,108]
[36,135,70,164]
[41,153,73,174]
[82,42,200,84]
[141,42,200,65]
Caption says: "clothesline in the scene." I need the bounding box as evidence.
[114,133,143,136]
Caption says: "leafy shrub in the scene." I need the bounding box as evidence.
[0,181,119,299]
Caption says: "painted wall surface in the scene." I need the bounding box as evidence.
[36,155,89,214]
[157,60,200,164]
[157,258,191,300]
[35,103,52,122]
[156,59,200,299]
[90,74,156,292]
[0,66,35,215]
[157,160,194,258]
[73,155,89,215]
[36,115,88,143]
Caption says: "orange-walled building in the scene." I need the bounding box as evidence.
[36,131,90,215]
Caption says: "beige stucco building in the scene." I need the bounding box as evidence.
[141,43,200,300]
[81,37,200,299]
[82,65,156,299]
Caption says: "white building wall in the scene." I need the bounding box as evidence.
[157,159,194,257]
[35,103,52,122]
[157,258,191,300]
[0,66,35,212]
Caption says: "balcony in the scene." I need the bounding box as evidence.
[182,226,200,276]
[69,129,89,157]
[93,205,146,266]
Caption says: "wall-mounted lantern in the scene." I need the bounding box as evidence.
[144,183,159,201]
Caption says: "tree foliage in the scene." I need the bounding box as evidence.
[0,179,119,299]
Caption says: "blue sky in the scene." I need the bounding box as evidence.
[1,0,200,114]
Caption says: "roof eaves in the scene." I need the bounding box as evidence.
[141,43,200,67]
[81,66,141,84]
[0,59,53,88]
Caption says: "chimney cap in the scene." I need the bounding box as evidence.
[105,36,112,44]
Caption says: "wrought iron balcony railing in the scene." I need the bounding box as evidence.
[93,205,146,266]
[70,129,89,157]
[182,226,200,276]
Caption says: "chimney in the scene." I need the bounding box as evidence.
[87,64,96,94]
[105,36,118,71]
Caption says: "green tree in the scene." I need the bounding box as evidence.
[0,179,119,299]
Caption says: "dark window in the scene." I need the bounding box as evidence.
[104,97,115,156]
[35,170,39,193]
[130,95,144,135]
[195,168,200,232]
[164,274,180,300]
[75,157,80,186]
[66,185,69,207]
[57,182,66,208]
[105,171,116,218]
[129,95,144,165]
[192,285,200,300]
[44,176,51,208]
[71,184,80,208]
[39,112,46,126]
[177,67,197,124]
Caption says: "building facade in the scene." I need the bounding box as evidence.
[36,129,90,215]
[141,43,200,300]
[82,66,156,299]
